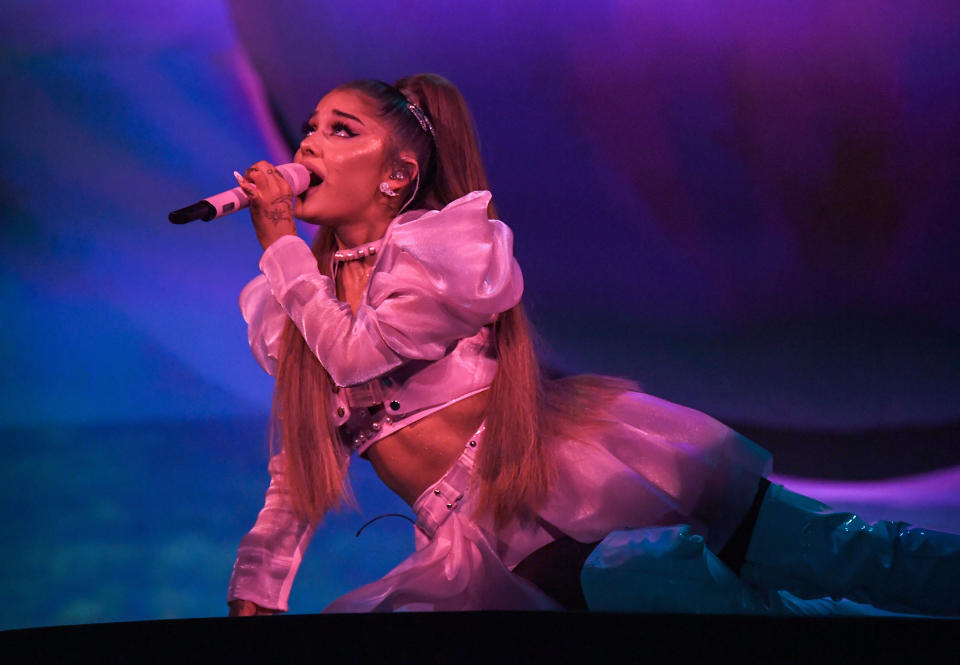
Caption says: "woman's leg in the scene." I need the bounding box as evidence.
[741,483,960,616]
[513,479,774,612]
[513,536,601,610]
[716,478,772,574]
[512,477,772,612]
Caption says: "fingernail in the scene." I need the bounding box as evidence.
[234,171,256,190]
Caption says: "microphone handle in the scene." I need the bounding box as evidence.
[168,163,310,224]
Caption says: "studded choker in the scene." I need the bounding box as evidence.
[334,237,385,263]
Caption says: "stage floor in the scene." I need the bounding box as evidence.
[2,610,956,665]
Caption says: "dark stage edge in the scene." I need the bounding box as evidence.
[1,612,955,664]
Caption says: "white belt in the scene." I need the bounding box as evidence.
[413,425,484,540]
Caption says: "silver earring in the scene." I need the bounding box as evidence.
[379,181,398,197]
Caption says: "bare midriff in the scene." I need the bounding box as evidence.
[362,390,489,506]
[337,258,490,507]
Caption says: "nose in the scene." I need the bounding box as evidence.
[298,133,320,157]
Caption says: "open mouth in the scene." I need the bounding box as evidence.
[299,172,324,201]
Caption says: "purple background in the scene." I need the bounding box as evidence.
[1,1,958,628]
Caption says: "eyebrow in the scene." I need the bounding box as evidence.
[308,109,365,125]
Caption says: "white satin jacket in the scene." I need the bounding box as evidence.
[228,190,524,610]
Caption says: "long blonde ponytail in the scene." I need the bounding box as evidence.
[273,74,635,527]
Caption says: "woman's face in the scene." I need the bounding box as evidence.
[293,89,395,226]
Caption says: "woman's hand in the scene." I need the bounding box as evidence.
[228,599,279,617]
[234,161,298,251]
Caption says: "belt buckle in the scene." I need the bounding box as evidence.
[342,379,385,408]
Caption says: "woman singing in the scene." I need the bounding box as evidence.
[225,74,958,616]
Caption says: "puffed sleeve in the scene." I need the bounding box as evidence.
[258,191,523,387]
[238,275,287,376]
[227,451,316,612]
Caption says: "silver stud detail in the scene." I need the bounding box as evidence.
[434,489,441,496]
[335,241,383,264]
[446,503,453,509]
[468,440,477,447]
[371,422,381,431]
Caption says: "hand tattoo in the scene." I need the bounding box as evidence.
[266,198,293,226]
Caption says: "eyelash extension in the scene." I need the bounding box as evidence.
[300,120,357,138]
[332,121,357,137]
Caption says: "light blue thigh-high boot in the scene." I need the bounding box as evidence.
[740,483,960,616]
[581,525,899,615]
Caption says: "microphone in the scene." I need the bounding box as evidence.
[168,163,310,224]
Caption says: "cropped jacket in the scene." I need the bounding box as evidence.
[228,191,523,610]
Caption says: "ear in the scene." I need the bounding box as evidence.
[388,153,419,186]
